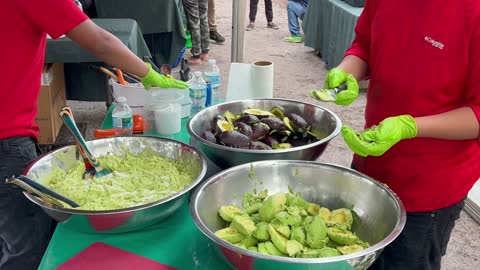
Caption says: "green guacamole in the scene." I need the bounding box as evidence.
[42,149,196,210]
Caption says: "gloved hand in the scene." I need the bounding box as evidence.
[341,115,418,157]
[140,63,189,90]
[324,68,359,106]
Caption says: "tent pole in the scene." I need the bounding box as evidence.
[231,0,246,63]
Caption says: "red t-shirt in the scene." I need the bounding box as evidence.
[345,0,480,212]
[0,0,88,140]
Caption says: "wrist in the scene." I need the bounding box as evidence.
[400,115,418,139]
[140,63,153,80]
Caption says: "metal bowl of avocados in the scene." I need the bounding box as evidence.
[22,136,207,234]
[190,160,406,270]
[187,98,341,169]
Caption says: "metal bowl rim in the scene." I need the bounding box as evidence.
[23,136,208,215]
[190,160,407,264]
[187,98,342,154]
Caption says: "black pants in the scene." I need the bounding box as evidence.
[348,165,465,270]
[369,199,464,270]
[249,0,273,23]
[0,137,54,269]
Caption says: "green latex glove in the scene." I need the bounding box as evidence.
[324,68,359,106]
[140,63,188,90]
[341,115,418,157]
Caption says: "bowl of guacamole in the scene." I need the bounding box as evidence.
[22,136,207,233]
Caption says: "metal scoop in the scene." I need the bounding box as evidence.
[59,107,112,179]
[6,175,79,208]
[309,83,347,102]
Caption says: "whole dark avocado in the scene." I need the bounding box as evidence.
[219,131,251,148]
[235,115,260,125]
[249,141,272,150]
[263,135,280,148]
[288,113,311,133]
[260,117,287,131]
[234,122,254,139]
[203,130,218,144]
[251,122,270,141]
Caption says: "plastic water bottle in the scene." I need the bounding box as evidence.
[112,96,133,134]
[189,71,207,115]
[204,60,221,105]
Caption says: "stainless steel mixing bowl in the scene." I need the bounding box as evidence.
[187,99,342,169]
[23,136,207,234]
[190,160,406,270]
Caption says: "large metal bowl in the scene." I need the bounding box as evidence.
[23,136,207,234]
[190,160,406,270]
[187,99,342,169]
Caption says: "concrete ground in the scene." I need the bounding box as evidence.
[59,0,479,268]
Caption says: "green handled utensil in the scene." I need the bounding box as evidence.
[309,83,347,102]
[59,106,112,179]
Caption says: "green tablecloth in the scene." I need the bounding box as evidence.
[45,18,151,102]
[94,0,186,66]
[45,19,150,63]
[38,106,230,269]
[39,106,357,270]
[303,0,363,69]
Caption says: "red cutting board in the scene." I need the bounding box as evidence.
[56,242,177,270]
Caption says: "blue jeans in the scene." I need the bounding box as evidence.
[0,137,53,269]
[287,1,307,36]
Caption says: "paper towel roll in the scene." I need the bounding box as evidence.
[250,61,274,98]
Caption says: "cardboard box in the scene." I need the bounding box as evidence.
[35,63,66,144]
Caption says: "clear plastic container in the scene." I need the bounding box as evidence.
[189,71,206,115]
[204,59,221,105]
[144,90,184,135]
[112,96,133,134]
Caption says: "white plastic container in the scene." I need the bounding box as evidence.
[144,90,184,135]
[110,79,191,118]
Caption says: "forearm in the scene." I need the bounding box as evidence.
[337,55,369,81]
[415,107,479,140]
[66,20,149,77]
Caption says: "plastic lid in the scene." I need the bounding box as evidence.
[208,59,216,65]
[117,96,126,103]
[194,71,202,77]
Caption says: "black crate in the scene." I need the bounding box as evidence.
[343,0,365,8]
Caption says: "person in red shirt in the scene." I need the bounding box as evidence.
[312,0,480,269]
[0,1,187,269]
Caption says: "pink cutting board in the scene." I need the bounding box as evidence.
[56,242,177,270]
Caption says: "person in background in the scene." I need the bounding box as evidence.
[283,0,309,43]
[0,1,187,269]
[246,0,279,31]
[182,0,210,65]
[314,0,480,269]
[208,0,225,44]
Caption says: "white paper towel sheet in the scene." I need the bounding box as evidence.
[226,61,274,101]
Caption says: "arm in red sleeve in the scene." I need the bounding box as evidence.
[14,0,88,39]
[344,0,377,62]
[466,9,480,140]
